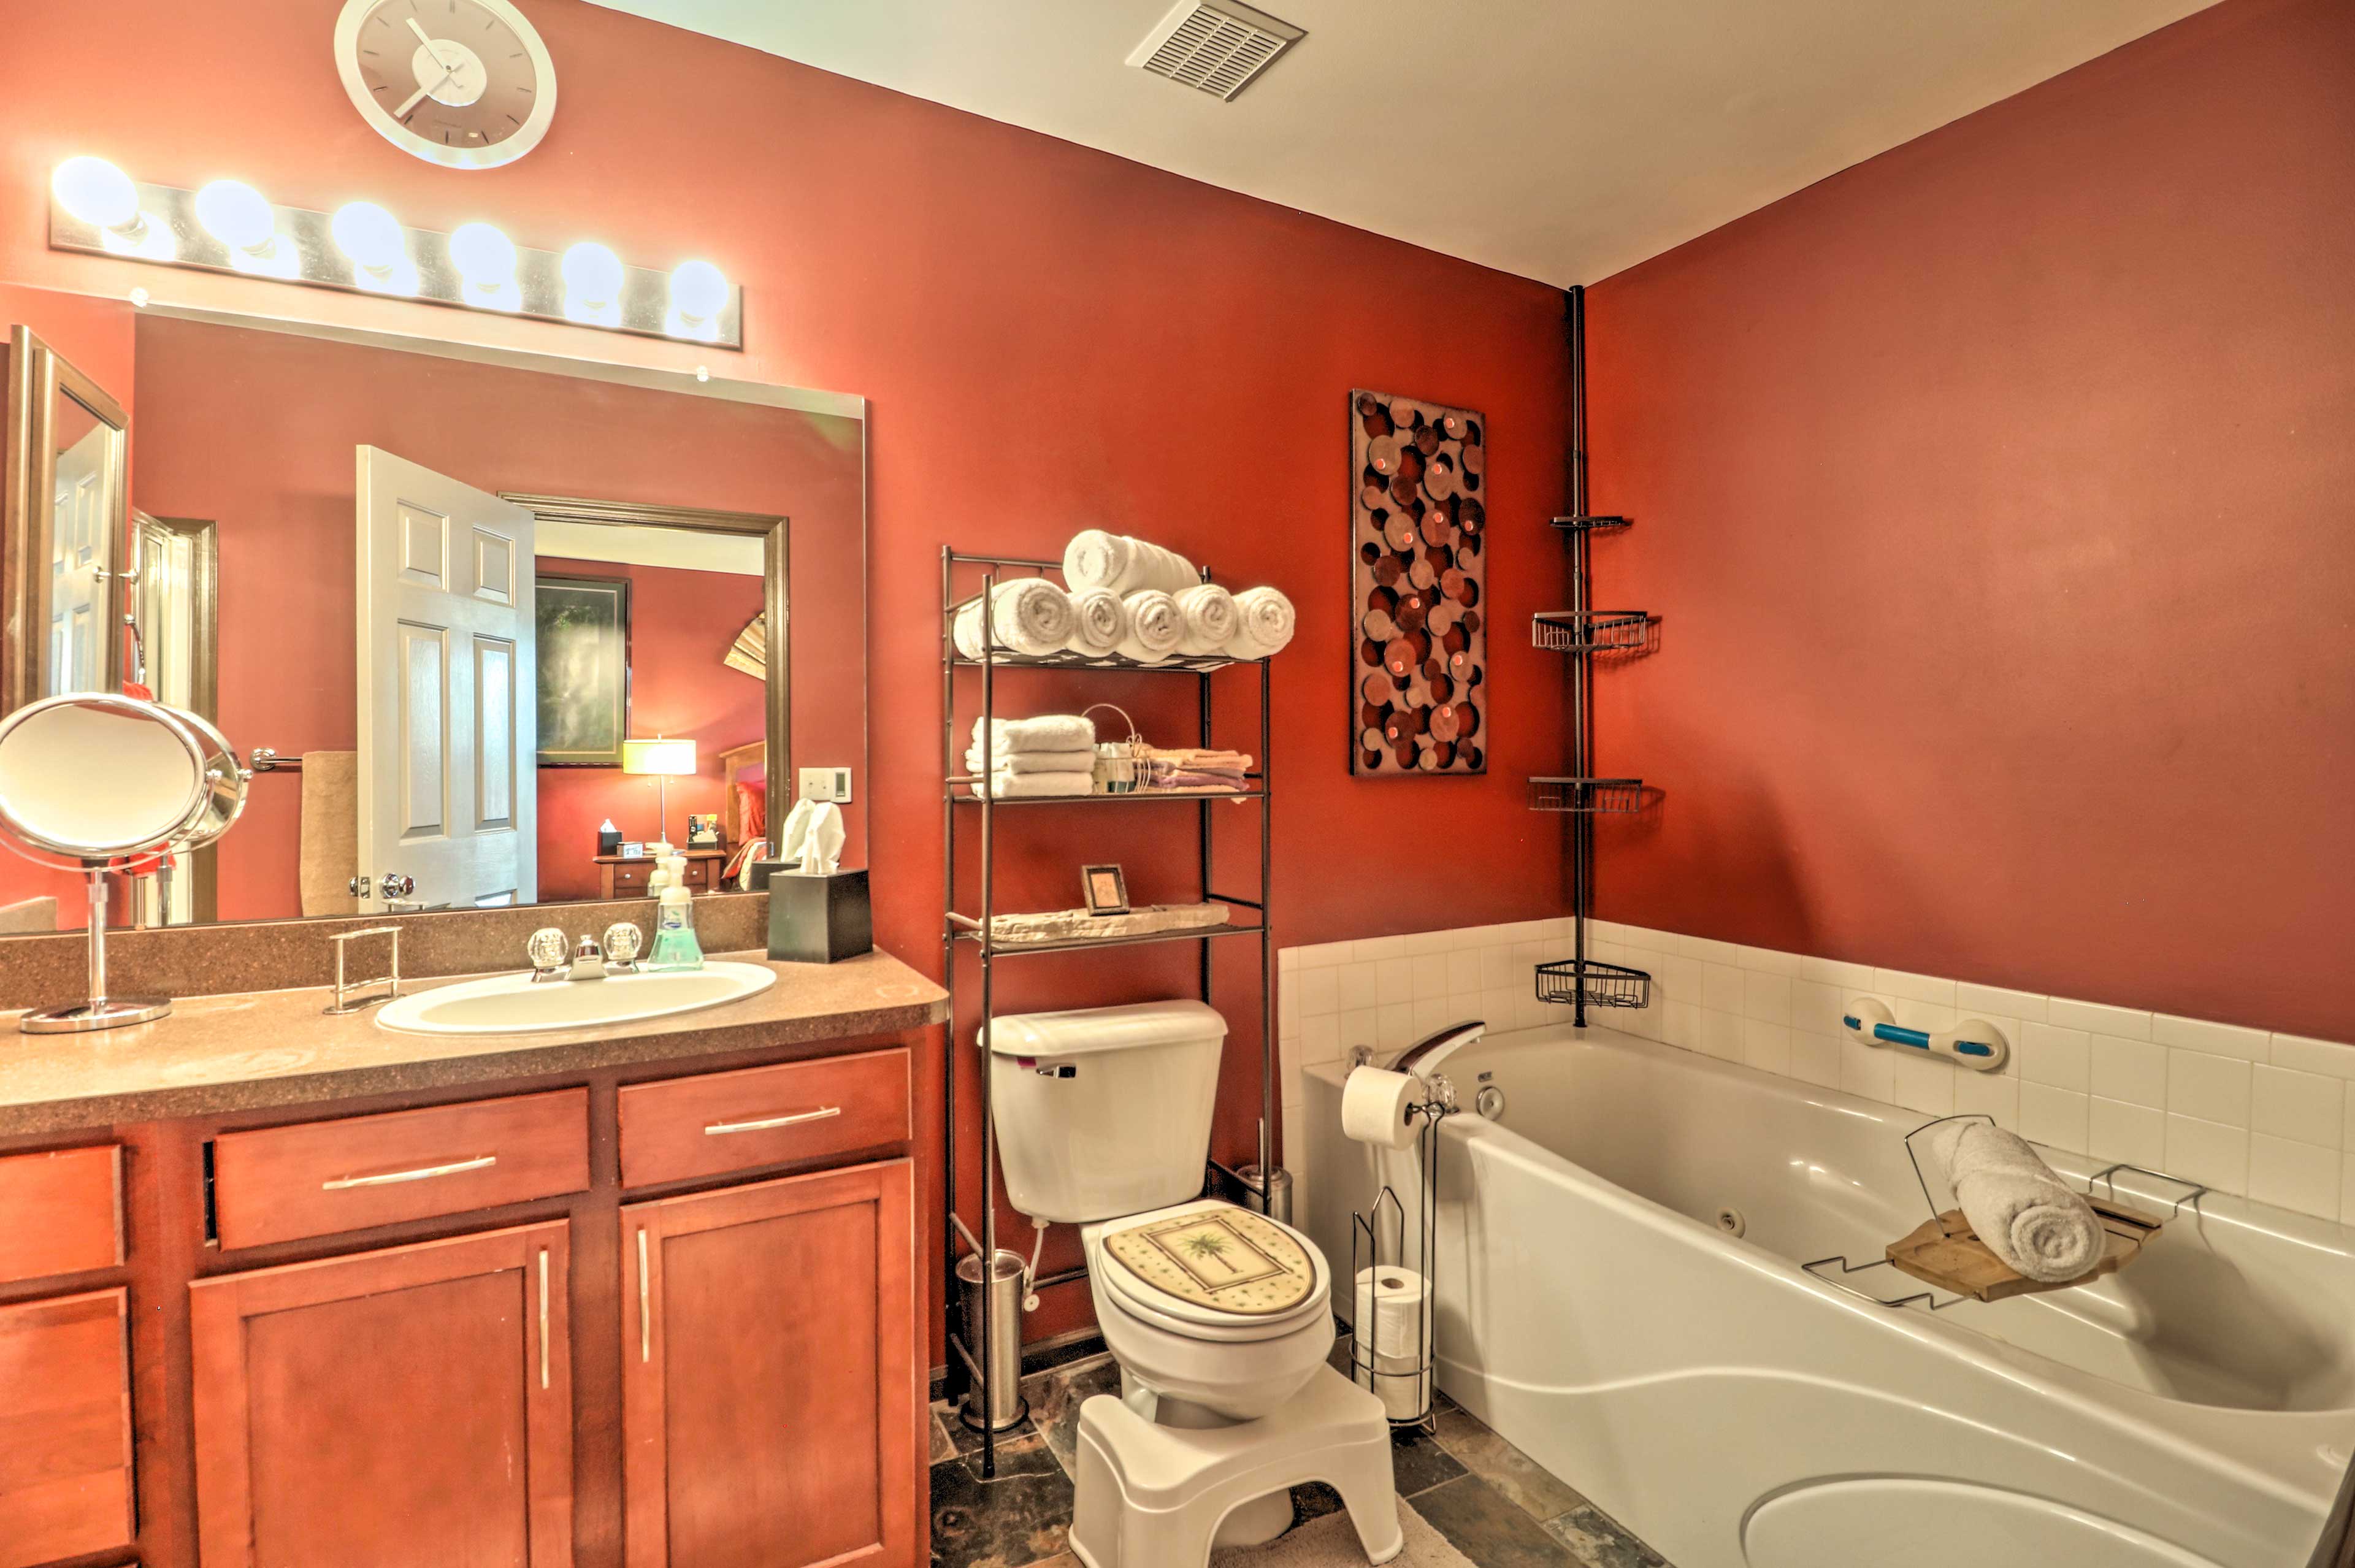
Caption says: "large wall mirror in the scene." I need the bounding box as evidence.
[4,324,129,711]
[0,288,866,937]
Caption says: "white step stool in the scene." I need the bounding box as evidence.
[1068,1365,1404,1568]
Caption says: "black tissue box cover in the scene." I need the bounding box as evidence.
[767,870,871,964]
[597,826,622,855]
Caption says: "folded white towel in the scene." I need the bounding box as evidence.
[968,770,1095,799]
[1065,586,1128,659]
[973,714,1097,754]
[1924,1121,2106,1283]
[1115,589,1183,665]
[1225,586,1296,660]
[1063,530,1200,597]
[1173,582,1239,657]
[965,748,1098,776]
[953,578,1075,660]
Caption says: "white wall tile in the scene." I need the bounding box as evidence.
[1889,999,1958,1036]
[1742,971,1791,1025]
[1376,962,1414,1007]
[1963,1015,2022,1077]
[1738,946,1801,977]
[2344,1155,2355,1228]
[1702,963,1744,1014]
[2154,1013,2269,1061]
[2168,1052,2252,1127]
[2164,1114,2249,1191]
[2251,1065,2343,1148]
[2087,1096,2165,1170]
[1701,1009,1744,1062]
[2047,997,2150,1040]
[1841,1037,1896,1104]
[1790,980,1845,1036]
[1295,941,1349,969]
[1441,949,1479,996]
[2248,1135,2340,1220]
[2018,1082,2089,1153]
[1891,1054,1956,1117]
[2020,1022,2091,1091]
[1618,925,1669,954]
[1410,954,1450,1000]
[1952,1071,2020,1132]
[1278,946,1300,973]
[1376,1003,1415,1050]
[1956,982,2047,1023]
[1790,1032,1842,1089]
[1301,1013,1341,1064]
[1403,930,1453,956]
[1338,1008,1379,1058]
[1743,1020,1793,1076]
[1279,984,1300,1034]
[1478,989,1521,1033]
[2088,1034,2167,1109]
[1277,1028,1303,1086]
[1876,968,1957,1007]
[1338,961,1380,1011]
[1350,936,1407,963]
[1690,936,1746,968]
[1801,955,1878,991]
[1664,1001,1700,1052]
[1411,997,1456,1036]
[1660,955,1701,1004]
[1478,945,1516,992]
[1295,966,1341,1019]
[2272,1033,2355,1082]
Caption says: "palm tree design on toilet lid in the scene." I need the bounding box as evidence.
[1103,1208,1315,1316]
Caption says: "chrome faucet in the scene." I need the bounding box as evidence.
[1371,1019,1486,1079]
[527,927,612,983]
[567,934,608,982]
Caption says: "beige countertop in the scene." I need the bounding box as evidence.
[0,949,948,1138]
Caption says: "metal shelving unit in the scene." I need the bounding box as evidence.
[938,547,1275,1479]
[1533,288,1653,1024]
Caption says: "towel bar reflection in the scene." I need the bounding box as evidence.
[248,748,302,773]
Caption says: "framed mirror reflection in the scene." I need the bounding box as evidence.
[0,290,866,937]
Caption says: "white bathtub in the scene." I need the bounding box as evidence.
[1301,1022,2355,1568]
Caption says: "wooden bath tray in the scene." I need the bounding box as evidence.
[1885,1196,2164,1302]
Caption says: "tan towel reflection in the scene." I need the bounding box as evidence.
[299,751,359,917]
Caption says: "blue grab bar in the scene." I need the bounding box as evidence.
[1843,1016,1995,1058]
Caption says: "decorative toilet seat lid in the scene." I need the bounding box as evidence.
[1100,1205,1318,1317]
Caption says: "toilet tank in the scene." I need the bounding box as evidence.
[986,1000,1228,1224]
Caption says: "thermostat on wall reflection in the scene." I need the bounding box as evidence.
[798,767,854,803]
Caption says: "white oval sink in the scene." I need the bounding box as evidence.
[375,962,777,1036]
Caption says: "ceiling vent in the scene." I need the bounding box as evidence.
[1127,0,1305,102]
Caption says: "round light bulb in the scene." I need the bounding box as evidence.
[52,157,139,231]
[193,180,275,253]
[668,259,728,323]
[561,242,624,307]
[331,202,405,273]
[449,222,518,289]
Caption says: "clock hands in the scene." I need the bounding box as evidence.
[397,15,461,122]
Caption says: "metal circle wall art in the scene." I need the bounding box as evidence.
[1350,389,1486,774]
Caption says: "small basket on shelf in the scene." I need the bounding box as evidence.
[1534,958,1652,1009]
[1084,704,1144,795]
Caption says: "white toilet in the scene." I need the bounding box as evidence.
[989,1001,1403,1568]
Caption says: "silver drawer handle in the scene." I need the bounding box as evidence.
[703,1106,841,1136]
[321,1153,497,1190]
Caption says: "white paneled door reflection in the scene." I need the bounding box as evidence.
[356,446,537,914]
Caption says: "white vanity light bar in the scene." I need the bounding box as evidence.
[48,166,741,350]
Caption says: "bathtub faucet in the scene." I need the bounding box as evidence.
[1386,1019,1485,1080]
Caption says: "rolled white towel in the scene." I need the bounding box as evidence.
[1063,530,1199,596]
[1924,1121,2105,1283]
[1173,583,1239,657]
[1065,586,1128,659]
[1226,586,1296,660]
[965,748,1098,776]
[968,770,1095,799]
[972,714,1097,754]
[1115,589,1183,665]
[952,578,1075,660]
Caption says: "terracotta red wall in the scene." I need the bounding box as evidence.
[126,314,862,919]
[0,0,1569,1347]
[1585,0,2355,1041]
[532,557,767,903]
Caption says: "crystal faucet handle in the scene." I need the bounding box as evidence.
[602,922,643,968]
[526,927,569,976]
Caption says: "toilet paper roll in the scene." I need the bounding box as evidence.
[1352,1266,1434,1361]
[1351,1351,1430,1421]
[1340,1066,1421,1150]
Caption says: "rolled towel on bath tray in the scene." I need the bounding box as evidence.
[1878,1118,2165,1302]
[953,577,1075,660]
[1063,529,1200,596]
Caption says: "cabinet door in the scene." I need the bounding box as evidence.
[623,1159,917,1568]
[0,1289,133,1568]
[190,1222,572,1568]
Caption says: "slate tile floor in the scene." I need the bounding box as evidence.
[930,1346,1671,1568]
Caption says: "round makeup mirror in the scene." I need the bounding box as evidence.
[0,692,250,1031]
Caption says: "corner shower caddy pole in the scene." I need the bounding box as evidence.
[940,548,1276,1481]
[1530,285,1654,1019]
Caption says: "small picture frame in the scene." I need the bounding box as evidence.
[618,841,645,860]
[1082,864,1130,917]
[686,811,722,847]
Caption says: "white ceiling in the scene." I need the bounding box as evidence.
[588,0,2214,287]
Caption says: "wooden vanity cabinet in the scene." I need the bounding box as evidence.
[622,1158,918,1568]
[188,1222,573,1568]
[0,1289,134,1568]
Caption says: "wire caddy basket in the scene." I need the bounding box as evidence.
[1348,1076,1458,1431]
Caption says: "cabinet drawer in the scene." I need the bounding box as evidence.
[619,1049,911,1188]
[610,863,648,891]
[0,1288,134,1568]
[212,1089,591,1250]
[0,1147,121,1286]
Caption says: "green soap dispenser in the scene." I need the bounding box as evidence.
[648,884,705,971]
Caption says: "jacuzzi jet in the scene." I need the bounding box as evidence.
[1715,1207,1746,1237]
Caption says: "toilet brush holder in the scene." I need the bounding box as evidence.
[956,1249,1030,1432]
